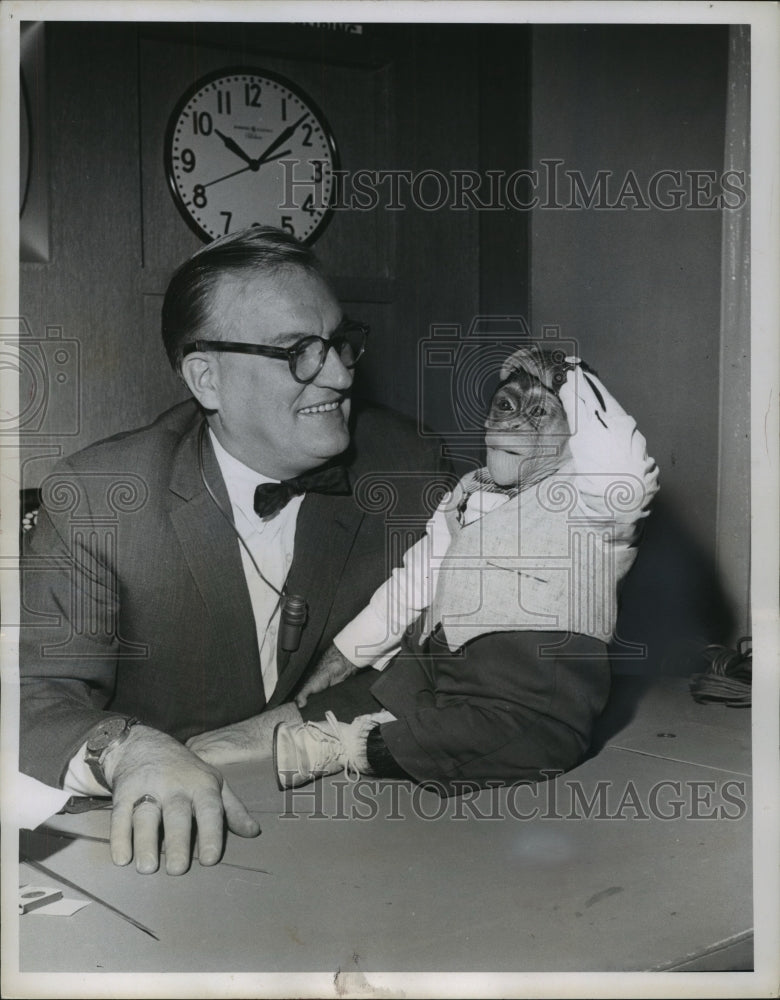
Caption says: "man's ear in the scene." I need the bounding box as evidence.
[180,352,221,411]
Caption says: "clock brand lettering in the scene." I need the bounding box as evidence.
[234,126,274,139]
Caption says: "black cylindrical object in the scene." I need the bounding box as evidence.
[279,594,308,652]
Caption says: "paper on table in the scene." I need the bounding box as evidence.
[29,898,91,917]
[10,771,71,829]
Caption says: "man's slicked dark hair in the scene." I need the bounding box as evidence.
[161,226,323,370]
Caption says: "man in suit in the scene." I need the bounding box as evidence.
[20,226,447,875]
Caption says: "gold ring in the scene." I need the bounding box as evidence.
[132,793,161,811]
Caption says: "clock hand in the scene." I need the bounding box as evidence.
[261,149,293,164]
[202,164,252,189]
[254,114,308,167]
[202,149,293,189]
[214,128,255,168]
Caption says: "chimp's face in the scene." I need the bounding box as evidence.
[484,370,570,487]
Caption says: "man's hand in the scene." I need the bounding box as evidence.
[295,644,359,708]
[102,725,260,876]
[186,702,302,768]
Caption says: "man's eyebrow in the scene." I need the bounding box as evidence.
[265,319,346,347]
[265,330,312,346]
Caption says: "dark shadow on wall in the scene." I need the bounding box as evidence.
[609,497,737,678]
[590,499,740,752]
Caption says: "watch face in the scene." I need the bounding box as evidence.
[87,717,130,752]
[165,67,339,244]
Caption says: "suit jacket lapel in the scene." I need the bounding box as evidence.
[268,490,363,706]
[167,420,263,701]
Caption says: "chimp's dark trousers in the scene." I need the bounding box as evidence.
[299,628,610,797]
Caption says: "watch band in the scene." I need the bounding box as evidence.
[84,717,139,792]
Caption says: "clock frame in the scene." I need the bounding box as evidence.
[164,66,339,244]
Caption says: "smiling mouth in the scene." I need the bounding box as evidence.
[298,400,343,416]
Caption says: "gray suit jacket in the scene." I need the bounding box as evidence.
[20,399,449,787]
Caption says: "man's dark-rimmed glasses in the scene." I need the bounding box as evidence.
[180,320,368,385]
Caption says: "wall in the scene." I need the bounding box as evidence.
[530,25,743,667]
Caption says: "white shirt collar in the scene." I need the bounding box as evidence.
[209,429,280,524]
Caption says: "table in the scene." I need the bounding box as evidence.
[16,678,753,978]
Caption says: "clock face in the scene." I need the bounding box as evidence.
[165,68,339,244]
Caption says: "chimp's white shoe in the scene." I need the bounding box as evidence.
[273,711,373,789]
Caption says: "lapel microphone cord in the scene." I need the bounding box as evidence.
[197,419,307,652]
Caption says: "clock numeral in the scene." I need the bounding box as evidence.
[180,148,196,173]
[301,123,313,147]
[281,97,288,121]
[244,83,262,108]
[312,159,324,183]
[193,111,213,136]
[302,194,318,218]
[220,211,232,235]
[216,90,232,115]
[280,216,295,235]
[193,185,208,208]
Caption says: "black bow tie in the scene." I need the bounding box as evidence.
[253,465,351,519]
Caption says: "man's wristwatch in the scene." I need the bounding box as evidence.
[84,717,139,791]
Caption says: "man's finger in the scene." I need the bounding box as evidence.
[162,794,194,875]
[192,786,228,866]
[131,800,163,874]
[221,781,261,840]
[109,799,134,867]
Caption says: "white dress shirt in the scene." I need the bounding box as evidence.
[64,430,301,796]
[209,430,303,699]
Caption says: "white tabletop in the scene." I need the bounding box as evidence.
[17,678,753,977]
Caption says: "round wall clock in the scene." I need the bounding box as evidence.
[164,67,339,244]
